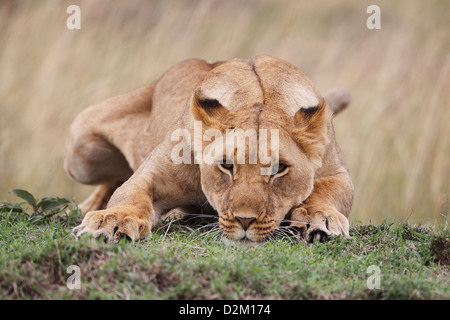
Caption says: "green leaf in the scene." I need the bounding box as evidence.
[0,202,24,213]
[10,189,37,208]
[38,197,70,212]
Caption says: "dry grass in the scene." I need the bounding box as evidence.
[0,0,449,224]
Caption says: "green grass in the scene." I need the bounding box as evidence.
[0,194,449,300]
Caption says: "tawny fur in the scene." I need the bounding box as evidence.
[66,56,353,243]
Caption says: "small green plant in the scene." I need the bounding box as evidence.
[0,189,79,225]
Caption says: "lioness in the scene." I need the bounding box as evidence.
[66,55,353,244]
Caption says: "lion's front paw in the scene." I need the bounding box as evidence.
[72,209,151,243]
[290,205,350,243]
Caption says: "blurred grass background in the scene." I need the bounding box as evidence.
[0,0,448,225]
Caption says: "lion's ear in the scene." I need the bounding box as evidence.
[190,89,229,129]
[323,88,351,115]
[292,97,331,166]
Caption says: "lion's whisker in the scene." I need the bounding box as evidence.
[273,218,326,229]
[199,225,221,236]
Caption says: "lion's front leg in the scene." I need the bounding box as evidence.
[290,172,353,242]
[72,181,155,243]
[71,137,203,243]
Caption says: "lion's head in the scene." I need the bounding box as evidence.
[190,56,346,242]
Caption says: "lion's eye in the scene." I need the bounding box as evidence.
[272,163,288,176]
[220,162,234,172]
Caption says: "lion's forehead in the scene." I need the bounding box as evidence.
[252,56,321,114]
[200,62,264,111]
[200,56,320,115]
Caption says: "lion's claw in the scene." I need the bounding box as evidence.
[291,206,350,243]
[72,209,150,243]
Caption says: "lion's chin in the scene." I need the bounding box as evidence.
[221,237,262,247]
[221,231,269,246]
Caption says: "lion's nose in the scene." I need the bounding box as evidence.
[235,216,256,231]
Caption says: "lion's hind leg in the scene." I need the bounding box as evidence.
[65,84,156,215]
[78,183,122,214]
[64,119,133,213]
